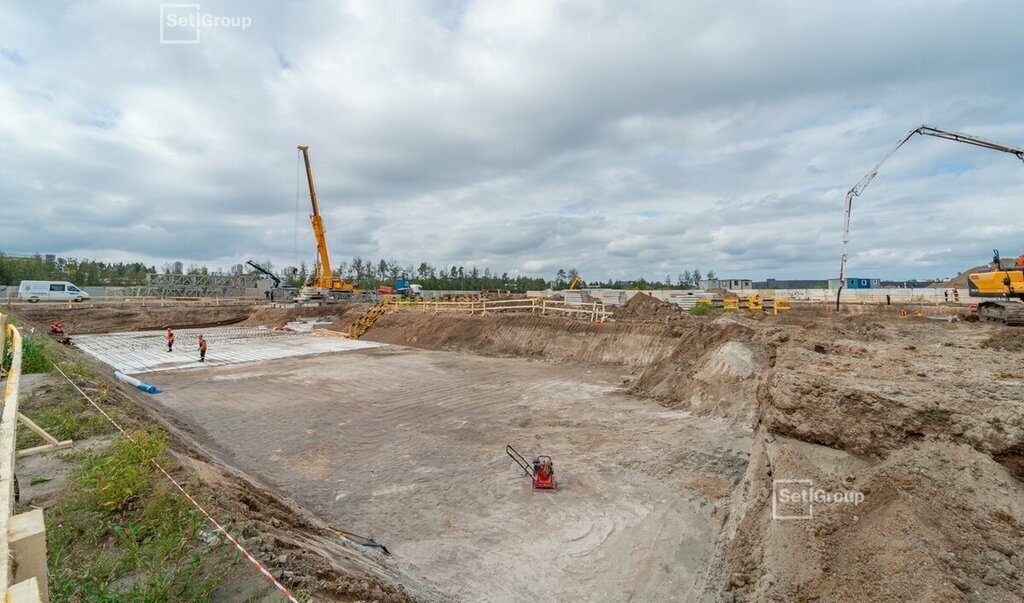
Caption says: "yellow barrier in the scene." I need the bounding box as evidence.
[723,298,740,311]
[0,314,48,602]
[746,297,763,311]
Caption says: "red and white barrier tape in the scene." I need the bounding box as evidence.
[51,363,299,603]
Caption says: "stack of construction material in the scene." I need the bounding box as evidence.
[666,292,716,309]
[593,290,627,305]
[564,290,593,304]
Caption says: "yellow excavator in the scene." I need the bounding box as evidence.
[968,250,1024,324]
[297,145,359,300]
[568,276,586,290]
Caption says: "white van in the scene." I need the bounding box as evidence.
[17,281,90,303]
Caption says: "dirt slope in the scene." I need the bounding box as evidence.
[11,304,253,334]
[364,308,1024,600]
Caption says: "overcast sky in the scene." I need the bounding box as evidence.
[2,0,1023,281]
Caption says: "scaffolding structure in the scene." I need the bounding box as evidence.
[131,273,263,298]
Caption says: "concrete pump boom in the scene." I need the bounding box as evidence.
[836,125,1024,309]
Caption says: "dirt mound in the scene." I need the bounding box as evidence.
[615,293,686,321]
[11,304,254,334]
[720,436,1024,602]
[982,329,1024,352]
[932,264,989,288]
[707,317,1024,600]
[627,322,781,422]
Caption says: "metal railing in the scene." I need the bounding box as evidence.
[0,313,48,602]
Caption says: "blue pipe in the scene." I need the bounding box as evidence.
[113,371,161,394]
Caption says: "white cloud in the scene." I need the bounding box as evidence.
[1,0,1023,282]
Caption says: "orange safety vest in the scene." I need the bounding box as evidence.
[51,323,64,334]
[899,309,908,317]
[166,330,174,342]
[199,338,207,351]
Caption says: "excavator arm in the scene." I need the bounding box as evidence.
[246,260,281,288]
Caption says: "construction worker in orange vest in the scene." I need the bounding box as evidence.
[49,322,65,335]
[899,308,909,317]
[166,327,175,352]
[198,334,208,362]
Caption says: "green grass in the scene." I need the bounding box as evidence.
[689,302,721,316]
[16,370,122,450]
[3,315,272,600]
[48,429,232,601]
[19,335,54,374]
[2,331,55,374]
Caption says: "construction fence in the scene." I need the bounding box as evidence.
[388,296,612,322]
[528,287,981,306]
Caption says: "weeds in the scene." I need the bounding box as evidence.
[48,429,231,600]
[689,303,721,316]
[17,377,121,450]
[20,335,55,374]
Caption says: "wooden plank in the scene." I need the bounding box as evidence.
[0,324,23,592]
[16,414,60,446]
[5,577,42,603]
[16,441,73,459]
[9,509,48,603]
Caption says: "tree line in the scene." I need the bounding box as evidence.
[549,267,718,290]
[255,257,549,292]
[0,253,156,287]
[2,252,718,293]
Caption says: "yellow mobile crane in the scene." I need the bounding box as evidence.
[297,145,359,300]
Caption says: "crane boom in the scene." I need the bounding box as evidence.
[836,125,1024,309]
[246,260,281,288]
[297,145,335,287]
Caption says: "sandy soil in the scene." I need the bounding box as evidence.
[23,301,1024,601]
[358,306,1024,601]
[142,347,751,602]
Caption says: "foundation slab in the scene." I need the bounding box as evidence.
[74,327,382,374]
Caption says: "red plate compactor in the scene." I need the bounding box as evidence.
[506,444,557,490]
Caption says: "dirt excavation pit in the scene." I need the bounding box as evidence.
[25,303,1024,600]
[142,348,752,601]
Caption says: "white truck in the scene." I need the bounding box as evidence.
[17,280,90,303]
